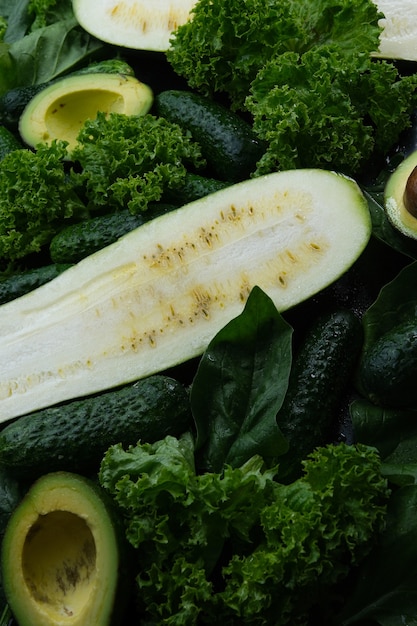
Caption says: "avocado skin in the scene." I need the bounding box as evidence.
[358,320,417,409]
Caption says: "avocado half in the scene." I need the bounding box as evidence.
[18,72,153,153]
[1,472,131,626]
[384,150,417,240]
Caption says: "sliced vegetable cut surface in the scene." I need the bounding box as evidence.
[19,73,153,152]
[373,0,417,61]
[72,0,198,52]
[1,471,130,626]
[0,169,371,422]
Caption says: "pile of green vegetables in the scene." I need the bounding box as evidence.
[167,0,417,175]
[2,0,417,625]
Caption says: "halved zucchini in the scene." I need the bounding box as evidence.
[19,73,153,153]
[372,0,417,61]
[0,170,371,422]
[72,0,198,52]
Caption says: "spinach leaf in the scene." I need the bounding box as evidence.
[351,398,417,486]
[361,260,417,351]
[2,0,30,43]
[338,485,417,626]
[5,18,103,87]
[351,397,417,451]
[191,286,291,473]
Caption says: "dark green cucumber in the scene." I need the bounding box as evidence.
[0,375,191,480]
[74,58,135,77]
[0,84,52,131]
[0,126,23,160]
[277,309,363,482]
[0,263,71,305]
[0,469,22,615]
[155,90,266,182]
[164,172,230,205]
[0,59,135,131]
[357,319,417,409]
[49,203,177,264]
[0,470,22,536]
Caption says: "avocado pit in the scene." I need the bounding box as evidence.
[404,165,417,218]
[384,150,417,240]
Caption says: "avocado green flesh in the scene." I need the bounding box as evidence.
[19,73,153,152]
[1,473,124,626]
[22,511,97,620]
[385,150,417,240]
[44,89,125,148]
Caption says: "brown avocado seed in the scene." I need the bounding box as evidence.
[403,165,417,218]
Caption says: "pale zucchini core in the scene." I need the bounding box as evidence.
[72,0,198,51]
[0,170,371,422]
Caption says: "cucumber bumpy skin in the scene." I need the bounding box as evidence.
[155,90,266,182]
[0,264,72,305]
[0,375,192,480]
[357,319,417,409]
[0,169,371,422]
[276,309,363,482]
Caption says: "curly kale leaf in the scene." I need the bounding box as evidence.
[0,141,84,261]
[167,0,382,110]
[99,436,389,625]
[72,112,206,214]
[220,443,390,624]
[246,48,417,175]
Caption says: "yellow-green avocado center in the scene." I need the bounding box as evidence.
[19,73,153,153]
[23,510,97,619]
[385,150,417,240]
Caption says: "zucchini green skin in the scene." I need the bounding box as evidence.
[277,309,363,482]
[357,320,417,409]
[49,204,177,264]
[0,263,71,305]
[0,126,23,160]
[155,90,266,182]
[0,375,192,480]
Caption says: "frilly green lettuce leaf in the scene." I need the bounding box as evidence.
[72,112,206,214]
[99,438,389,624]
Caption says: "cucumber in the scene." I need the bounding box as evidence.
[0,169,371,421]
[155,90,266,182]
[0,469,22,617]
[49,204,177,264]
[0,85,49,131]
[276,309,363,482]
[0,470,22,536]
[0,375,192,480]
[0,126,23,161]
[74,58,136,76]
[357,319,417,409]
[0,263,71,305]
[164,172,230,205]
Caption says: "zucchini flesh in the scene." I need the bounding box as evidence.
[0,170,371,421]
[72,0,198,52]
